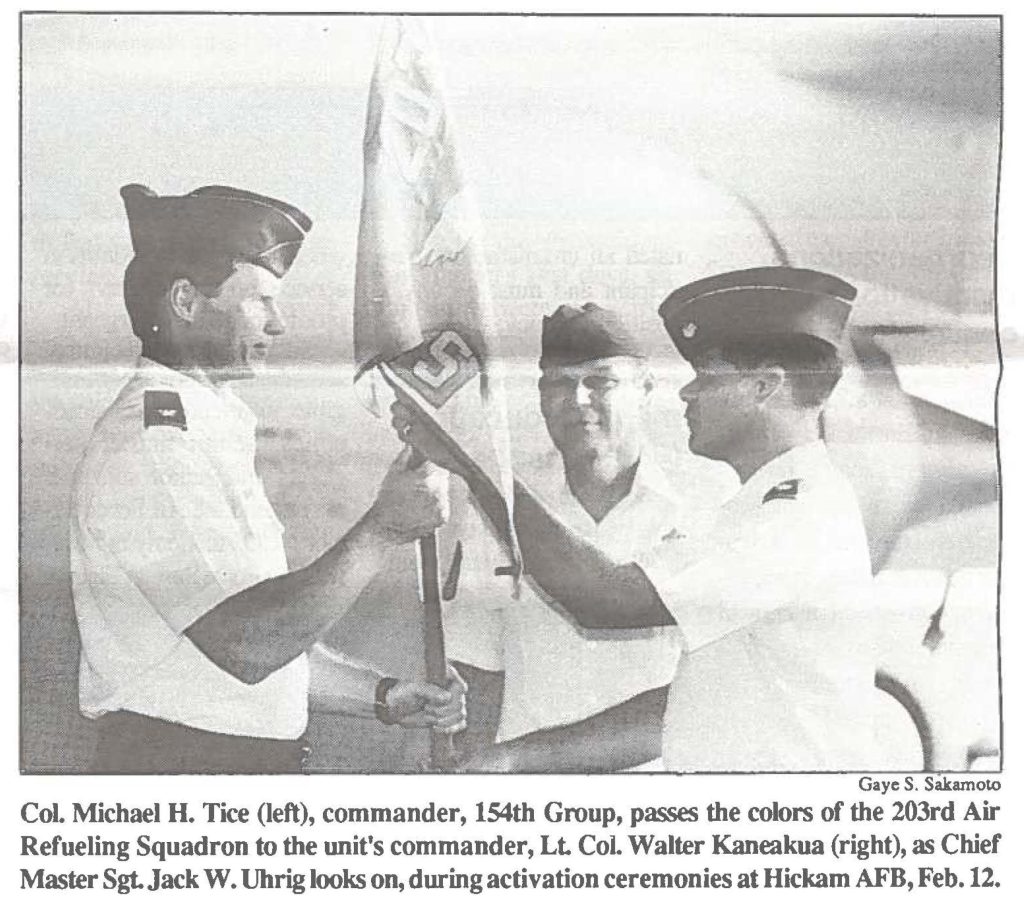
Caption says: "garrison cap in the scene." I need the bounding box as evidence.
[121,183,312,286]
[659,266,857,361]
[540,302,646,369]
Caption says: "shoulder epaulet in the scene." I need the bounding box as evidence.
[143,390,187,430]
[763,478,800,504]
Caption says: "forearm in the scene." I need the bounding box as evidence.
[186,511,396,683]
[389,405,665,629]
[483,685,668,773]
[307,646,467,733]
[513,480,672,629]
[307,643,385,717]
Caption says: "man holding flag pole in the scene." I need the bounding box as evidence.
[396,266,881,772]
[71,181,468,775]
[352,17,520,771]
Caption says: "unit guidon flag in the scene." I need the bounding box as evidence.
[353,17,518,574]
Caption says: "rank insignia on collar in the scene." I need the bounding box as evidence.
[660,527,685,543]
[763,478,800,503]
[144,390,187,430]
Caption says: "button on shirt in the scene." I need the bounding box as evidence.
[445,452,693,742]
[641,441,876,772]
[71,358,308,739]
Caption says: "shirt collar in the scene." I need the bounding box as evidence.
[630,452,684,507]
[740,440,830,502]
[540,445,682,517]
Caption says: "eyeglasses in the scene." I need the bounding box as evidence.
[539,374,622,396]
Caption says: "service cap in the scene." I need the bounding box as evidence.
[121,183,312,286]
[659,266,857,361]
[540,302,646,369]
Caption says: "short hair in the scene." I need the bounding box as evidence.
[713,335,844,408]
[123,255,235,341]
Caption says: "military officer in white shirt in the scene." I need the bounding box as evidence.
[398,266,877,772]
[71,184,464,773]
[443,304,687,757]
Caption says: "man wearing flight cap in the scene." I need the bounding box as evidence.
[397,267,877,772]
[441,303,686,765]
[70,184,464,774]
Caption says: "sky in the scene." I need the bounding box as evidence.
[20,14,1002,364]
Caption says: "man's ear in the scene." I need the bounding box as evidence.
[752,365,784,404]
[168,277,200,323]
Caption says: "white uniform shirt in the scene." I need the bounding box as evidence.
[71,358,309,739]
[445,452,690,742]
[642,441,876,771]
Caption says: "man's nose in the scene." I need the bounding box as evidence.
[572,380,591,407]
[678,379,699,404]
[264,300,286,336]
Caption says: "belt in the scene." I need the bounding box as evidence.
[93,711,310,774]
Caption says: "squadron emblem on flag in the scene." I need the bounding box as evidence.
[387,329,481,408]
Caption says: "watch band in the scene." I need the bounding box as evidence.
[374,677,401,726]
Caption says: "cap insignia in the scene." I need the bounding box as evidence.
[681,322,698,339]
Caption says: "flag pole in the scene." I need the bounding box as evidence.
[417,530,457,772]
[354,18,516,773]
[408,445,457,772]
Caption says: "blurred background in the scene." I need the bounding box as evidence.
[21,14,1003,772]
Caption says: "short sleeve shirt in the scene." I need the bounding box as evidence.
[642,442,877,771]
[70,358,309,739]
[445,452,703,742]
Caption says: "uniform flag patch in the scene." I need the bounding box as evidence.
[763,478,800,503]
[144,390,187,430]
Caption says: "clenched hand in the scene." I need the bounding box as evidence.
[366,446,450,544]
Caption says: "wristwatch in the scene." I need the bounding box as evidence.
[374,677,401,726]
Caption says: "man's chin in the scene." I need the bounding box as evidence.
[687,433,725,463]
[558,434,609,463]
